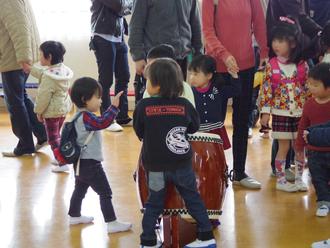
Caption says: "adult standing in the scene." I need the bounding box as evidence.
[90,0,133,132]
[128,0,202,80]
[310,0,330,28]
[0,0,47,157]
[202,0,269,189]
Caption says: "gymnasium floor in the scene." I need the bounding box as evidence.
[0,111,328,248]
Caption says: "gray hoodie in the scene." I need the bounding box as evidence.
[128,0,202,61]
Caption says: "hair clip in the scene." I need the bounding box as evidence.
[279,16,295,25]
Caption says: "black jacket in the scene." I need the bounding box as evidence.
[133,97,200,172]
[90,0,132,36]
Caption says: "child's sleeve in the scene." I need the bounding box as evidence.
[187,102,200,134]
[30,63,45,81]
[258,64,272,114]
[82,106,119,131]
[33,75,55,115]
[133,102,144,140]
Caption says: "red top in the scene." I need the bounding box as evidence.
[296,98,330,152]
[202,0,269,72]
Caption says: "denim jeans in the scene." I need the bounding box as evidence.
[1,70,47,154]
[140,165,213,246]
[307,151,330,204]
[270,140,294,173]
[92,36,130,121]
[69,159,116,222]
[221,68,255,180]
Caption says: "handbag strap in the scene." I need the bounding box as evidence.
[75,130,95,176]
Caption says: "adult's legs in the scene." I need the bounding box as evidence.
[231,68,255,180]
[92,36,116,114]
[114,40,131,123]
[2,70,46,154]
[176,57,188,81]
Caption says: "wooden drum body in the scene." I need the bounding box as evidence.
[136,132,228,219]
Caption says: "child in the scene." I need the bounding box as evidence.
[258,17,309,192]
[320,21,330,63]
[188,54,241,151]
[68,77,132,233]
[133,58,216,248]
[143,44,196,107]
[296,63,330,217]
[30,41,73,172]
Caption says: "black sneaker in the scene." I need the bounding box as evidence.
[116,117,133,126]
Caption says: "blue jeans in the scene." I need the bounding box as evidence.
[92,36,130,121]
[140,165,213,246]
[307,151,330,204]
[1,70,46,154]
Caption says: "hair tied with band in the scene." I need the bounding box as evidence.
[279,16,295,25]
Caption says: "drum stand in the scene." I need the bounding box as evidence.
[160,215,197,248]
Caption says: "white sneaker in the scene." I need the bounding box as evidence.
[276,182,299,192]
[248,128,253,138]
[69,215,94,225]
[285,169,295,181]
[51,165,69,173]
[312,239,330,248]
[35,141,48,151]
[106,122,123,132]
[51,159,59,165]
[233,177,261,189]
[107,220,132,233]
[316,205,329,217]
[183,239,216,248]
[295,180,308,192]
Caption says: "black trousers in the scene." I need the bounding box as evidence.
[69,159,116,222]
[92,36,130,121]
[221,68,255,180]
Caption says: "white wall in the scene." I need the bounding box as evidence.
[0,0,135,109]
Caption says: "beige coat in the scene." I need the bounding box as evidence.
[0,0,40,72]
[32,63,73,118]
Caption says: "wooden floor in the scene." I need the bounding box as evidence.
[0,111,328,248]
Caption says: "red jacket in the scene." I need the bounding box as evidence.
[202,0,269,73]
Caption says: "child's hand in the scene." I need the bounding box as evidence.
[224,55,239,76]
[303,130,309,143]
[20,61,32,74]
[112,91,124,108]
[260,114,270,127]
[37,114,44,123]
